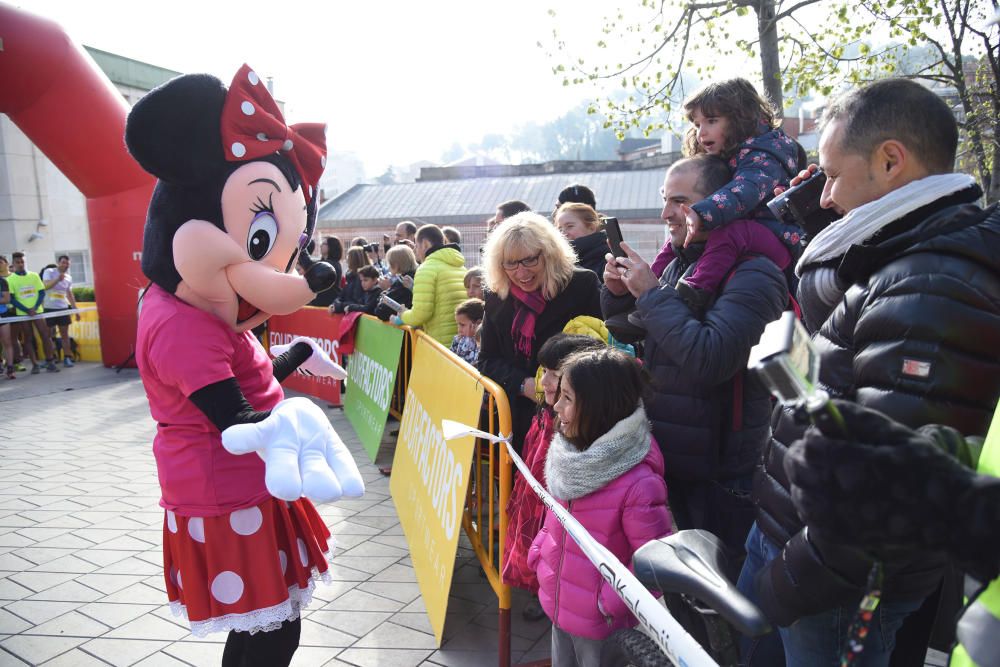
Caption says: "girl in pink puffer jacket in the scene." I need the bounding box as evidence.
[528,348,673,667]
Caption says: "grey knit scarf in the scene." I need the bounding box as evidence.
[545,404,651,501]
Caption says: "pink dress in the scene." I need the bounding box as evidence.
[136,284,332,636]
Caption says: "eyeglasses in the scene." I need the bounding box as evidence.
[502,252,542,271]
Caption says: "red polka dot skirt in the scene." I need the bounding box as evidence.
[162,497,332,636]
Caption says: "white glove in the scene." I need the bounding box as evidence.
[221,397,365,503]
[270,336,347,379]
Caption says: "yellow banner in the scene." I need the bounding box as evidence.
[390,335,483,645]
[68,302,102,362]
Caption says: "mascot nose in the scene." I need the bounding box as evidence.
[298,253,338,294]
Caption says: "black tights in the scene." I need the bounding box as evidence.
[221,618,301,667]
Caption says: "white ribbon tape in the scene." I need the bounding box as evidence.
[1,306,95,324]
[443,420,717,667]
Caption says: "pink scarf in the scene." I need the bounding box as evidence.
[509,285,546,358]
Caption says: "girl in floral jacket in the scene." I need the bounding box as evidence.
[529,348,672,666]
[650,78,804,311]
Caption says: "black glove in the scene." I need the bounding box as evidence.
[785,400,1000,581]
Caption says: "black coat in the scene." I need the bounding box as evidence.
[331,272,364,314]
[570,230,609,282]
[375,270,415,322]
[478,268,602,450]
[601,243,787,556]
[754,187,1000,624]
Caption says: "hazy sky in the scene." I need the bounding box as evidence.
[16,0,622,175]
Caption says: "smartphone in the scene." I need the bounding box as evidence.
[604,217,626,258]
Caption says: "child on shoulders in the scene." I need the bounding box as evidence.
[650,78,804,311]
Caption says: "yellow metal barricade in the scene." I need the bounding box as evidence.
[394,328,514,665]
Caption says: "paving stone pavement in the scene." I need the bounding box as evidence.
[0,363,550,667]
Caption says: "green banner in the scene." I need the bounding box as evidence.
[345,317,405,461]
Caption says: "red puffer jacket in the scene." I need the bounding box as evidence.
[528,440,672,640]
[502,409,555,592]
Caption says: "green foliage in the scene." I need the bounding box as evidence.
[72,286,95,303]
[542,0,999,200]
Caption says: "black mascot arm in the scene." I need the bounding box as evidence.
[189,378,270,431]
[271,341,314,383]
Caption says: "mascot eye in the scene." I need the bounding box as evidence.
[247,210,278,260]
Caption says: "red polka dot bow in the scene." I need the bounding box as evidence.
[220,64,327,204]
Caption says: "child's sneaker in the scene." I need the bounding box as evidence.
[30,364,40,375]
[63,357,74,368]
[45,360,60,373]
[14,362,26,372]
[675,277,713,316]
[5,365,15,380]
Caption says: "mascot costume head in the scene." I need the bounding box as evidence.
[126,63,336,329]
[125,66,363,654]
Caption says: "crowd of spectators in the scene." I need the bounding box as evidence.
[0,252,83,379]
[297,75,999,666]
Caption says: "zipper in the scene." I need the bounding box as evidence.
[553,499,571,628]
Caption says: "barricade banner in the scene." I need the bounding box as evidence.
[344,317,405,461]
[267,307,346,406]
[390,334,484,645]
[68,302,102,362]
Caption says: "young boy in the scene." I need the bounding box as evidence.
[342,266,383,314]
[464,267,484,300]
[450,298,484,365]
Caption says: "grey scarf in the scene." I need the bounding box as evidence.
[795,173,976,330]
[545,405,651,501]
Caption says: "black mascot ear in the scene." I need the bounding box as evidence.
[125,73,228,186]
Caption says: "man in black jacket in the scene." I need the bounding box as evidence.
[602,154,788,564]
[742,79,1000,665]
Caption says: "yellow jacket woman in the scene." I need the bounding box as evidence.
[400,225,468,345]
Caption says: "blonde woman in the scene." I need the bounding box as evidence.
[479,212,602,451]
[553,202,609,281]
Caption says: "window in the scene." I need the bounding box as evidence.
[59,250,92,286]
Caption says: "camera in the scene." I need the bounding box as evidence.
[363,243,380,254]
[766,169,841,238]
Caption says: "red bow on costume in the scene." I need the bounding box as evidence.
[220,64,327,204]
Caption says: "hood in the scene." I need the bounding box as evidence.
[424,245,466,267]
[838,186,996,284]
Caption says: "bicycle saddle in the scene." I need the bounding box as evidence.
[632,529,772,638]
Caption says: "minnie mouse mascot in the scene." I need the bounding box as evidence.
[125,64,364,666]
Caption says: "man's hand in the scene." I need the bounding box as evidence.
[773,163,819,197]
[270,335,347,379]
[222,397,365,503]
[603,252,629,296]
[27,309,36,317]
[615,242,659,298]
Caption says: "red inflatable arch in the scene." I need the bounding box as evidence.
[0,4,155,367]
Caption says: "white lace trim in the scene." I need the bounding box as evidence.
[169,557,333,636]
